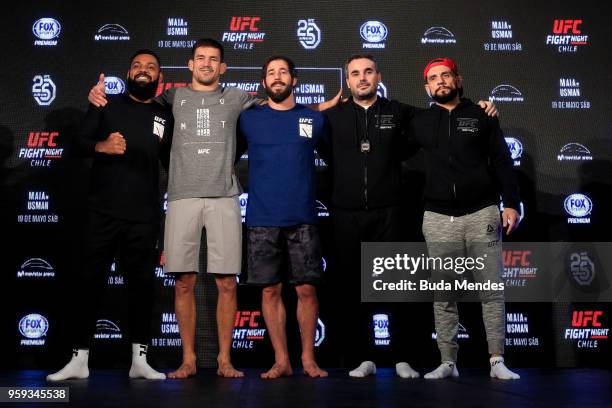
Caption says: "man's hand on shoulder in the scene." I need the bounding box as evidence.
[310,89,344,111]
[477,100,497,117]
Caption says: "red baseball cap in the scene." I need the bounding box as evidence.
[423,58,458,81]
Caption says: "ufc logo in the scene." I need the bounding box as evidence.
[571,310,603,327]
[234,311,261,328]
[27,132,58,147]
[553,19,582,34]
[230,17,260,31]
[503,250,531,267]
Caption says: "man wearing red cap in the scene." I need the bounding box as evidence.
[324,54,498,379]
[411,58,521,380]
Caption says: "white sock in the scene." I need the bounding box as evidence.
[46,349,89,381]
[424,361,459,379]
[129,344,166,380]
[348,361,376,377]
[395,362,420,378]
[490,356,520,380]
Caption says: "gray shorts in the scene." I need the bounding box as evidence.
[164,196,242,275]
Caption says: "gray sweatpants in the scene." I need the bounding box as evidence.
[422,205,505,362]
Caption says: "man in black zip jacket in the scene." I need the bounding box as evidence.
[412,58,520,380]
[47,50,172,381]
[324,54,497,378]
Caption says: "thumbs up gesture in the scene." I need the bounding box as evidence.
[89,73,108,107]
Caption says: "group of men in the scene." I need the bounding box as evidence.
[47,37,521,382]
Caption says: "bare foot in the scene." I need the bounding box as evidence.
[217,361,244,378]
[261,362,293,379]
[302,360,328,378]
[167,362,197,379]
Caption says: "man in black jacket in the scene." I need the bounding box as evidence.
[47,50,171,381]
[324,54,497,378]
[412,58,520,380]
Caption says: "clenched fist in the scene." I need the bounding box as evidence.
[95,132,126,155]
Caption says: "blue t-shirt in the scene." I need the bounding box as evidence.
[239,104,328,227]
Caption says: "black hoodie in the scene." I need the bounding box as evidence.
[409,98,520,216]
[324,97,417,210]
[75,94,173,222]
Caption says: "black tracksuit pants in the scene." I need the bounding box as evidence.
[331,206,420,367]
[75,210,159,347]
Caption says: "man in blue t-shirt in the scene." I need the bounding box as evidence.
[238,56,329,379]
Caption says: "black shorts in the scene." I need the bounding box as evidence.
[247,224,323,286]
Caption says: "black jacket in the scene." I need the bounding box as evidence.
[324,97,417,210]
[409,98,520,216]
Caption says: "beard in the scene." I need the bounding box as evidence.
[127,74,159,101]
[353,89,376,101]
[352,82,376,101]
[265,81,293,103]
[431,87,459,104]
